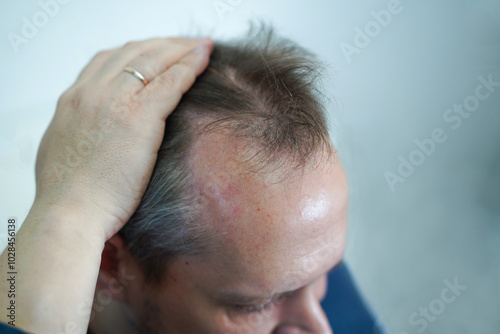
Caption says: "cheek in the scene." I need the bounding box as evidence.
[223,310,281,334]
[314,274,329,302]
[132,287,222,333]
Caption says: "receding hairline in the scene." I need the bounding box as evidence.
[118,23,338,284]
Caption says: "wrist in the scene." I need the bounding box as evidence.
[27,199,107,253]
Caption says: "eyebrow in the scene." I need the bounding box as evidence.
[217,261,342,304]
[217,289,291,304]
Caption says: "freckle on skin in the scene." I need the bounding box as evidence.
[185,261,189,265]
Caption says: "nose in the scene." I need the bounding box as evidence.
[272,279,332,334]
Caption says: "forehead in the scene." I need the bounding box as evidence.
[187,132,348,293]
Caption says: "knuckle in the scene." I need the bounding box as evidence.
[144,61,160,76]
[129,53,160,76]
[182,71,196,88]
[123,40,139,49]
[57,89,72,106]
[155,72,177,88]
[137,48,158,60]
[93,49,113,61]
[58,86,85,110]
[68,86,88,110]
[172,62,190,72]
[172,64,196,88]
[59,85,100,113]
[168,37,196,45]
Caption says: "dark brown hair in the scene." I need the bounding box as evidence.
[118,23,334,283]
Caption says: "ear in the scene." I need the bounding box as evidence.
[97,234,138,303]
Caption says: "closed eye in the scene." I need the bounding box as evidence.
[233,300,274,313]
[232,291,294,314]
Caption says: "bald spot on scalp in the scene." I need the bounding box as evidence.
[185,130,347,295]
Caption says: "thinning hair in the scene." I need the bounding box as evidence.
[118,24,334,283]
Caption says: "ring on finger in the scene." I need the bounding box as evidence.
[123,66,149,86]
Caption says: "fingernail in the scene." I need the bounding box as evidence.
[196,37,212,46]
[191,45,208,54]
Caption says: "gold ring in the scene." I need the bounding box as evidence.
[123,66,149,86]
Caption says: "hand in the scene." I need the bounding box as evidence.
[34,37,213,241]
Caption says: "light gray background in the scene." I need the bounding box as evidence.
[1,0,499,333]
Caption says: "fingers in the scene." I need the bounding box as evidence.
[110,38,213,95]
[68,36,214,123]
[97,38,171,84]
[137,41,214,120]
[73,39,167,86]
[71,37,211,92]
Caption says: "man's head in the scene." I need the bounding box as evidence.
[97,25,348,333]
